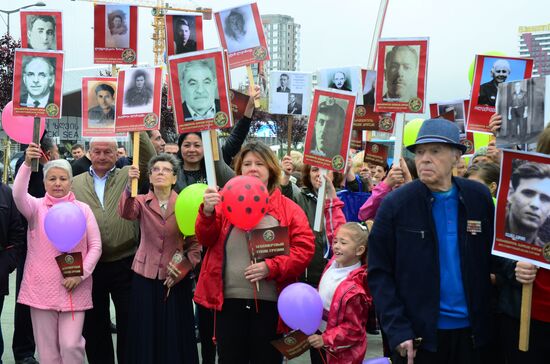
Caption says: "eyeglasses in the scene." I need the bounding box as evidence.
[150,167,174,174]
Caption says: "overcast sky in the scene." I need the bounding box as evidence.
[2,0,548,117]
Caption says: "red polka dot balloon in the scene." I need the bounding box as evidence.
[221,176,269,231]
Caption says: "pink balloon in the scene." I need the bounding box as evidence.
[1,101,46,144]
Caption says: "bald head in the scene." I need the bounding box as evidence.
[491,59,511,84]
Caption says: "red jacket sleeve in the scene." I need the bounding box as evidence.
[195,203,223,248]
[322,294,369,352]
[324,197,346,246]
[265,202,315,283]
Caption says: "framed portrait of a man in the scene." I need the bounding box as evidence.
[493,150,550,269]
[317,66,363,106]
[467,55,533,134]
[82,77,118,137]
[215,2,270,69]
[12,49,64,118]
[93,4,138,65]
[168,48,232,134]
[115,67,162,132]
[20,10,63,51]
[496,76,549,146]
[354,69,396,132]
[268,71,312,116]
[303,88,356,173]
[165,14,204,56]
[374,38,429,114]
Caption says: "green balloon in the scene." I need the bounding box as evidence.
[403,118,424,147]
[468,51,506,86]
[175,183,209,236]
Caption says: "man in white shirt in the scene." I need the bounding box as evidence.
[20,56,55,108]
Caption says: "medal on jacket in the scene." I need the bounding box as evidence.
[467,220,482,235]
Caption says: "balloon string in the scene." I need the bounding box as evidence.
[69,292,74,321]
[318,348,327,364]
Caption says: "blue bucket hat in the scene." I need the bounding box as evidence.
[406,118,467,154]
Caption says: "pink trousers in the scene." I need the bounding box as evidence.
[30,308,86,364]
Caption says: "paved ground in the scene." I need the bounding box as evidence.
[1,274,383,363]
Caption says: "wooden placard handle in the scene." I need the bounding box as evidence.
[31,117,41,172]
[287,115,293,156]
[519,282,533,351]
[246,65,261,108]
[131,132,139,197]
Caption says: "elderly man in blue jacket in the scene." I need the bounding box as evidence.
[368,118,494,364]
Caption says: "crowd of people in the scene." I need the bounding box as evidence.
[0,101,549,364]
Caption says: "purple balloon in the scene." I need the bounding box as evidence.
[278,283,323,335]
[363,358,391,364]
[44,202,87,252]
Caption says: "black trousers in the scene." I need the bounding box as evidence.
[216,298,281,364]
[500,313,550,364]
[392,328,483,364]
[83,256,133,364]
[12,252,36,361]
[197,304,216,364]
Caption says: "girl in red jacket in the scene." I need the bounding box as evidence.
[308,222,372,364]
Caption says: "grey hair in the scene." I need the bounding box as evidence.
[89,137,118,150]
[492,59,511,73]
[147,153,181,175]
[43,159,73,182]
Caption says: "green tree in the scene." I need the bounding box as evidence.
[0,34,21,109]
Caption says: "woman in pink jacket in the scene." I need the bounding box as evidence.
[13,143,102,364]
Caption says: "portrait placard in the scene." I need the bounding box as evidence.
[268,71,312,116]
[271,330,310,360]
[55,252,83,278]
[303,88,356,173]
[20,10,63,51]
[354,69,395,132]
[168,48,232,134]
[94,4,138,65]
[374,38,429,113]
[364,142,389,167]
[350,129,364,150]
[12,49,64,119]
[82,77,118,137]
[493,150,550,269]
[165,13,204,56]
[214,2,270,69]
[317,66,363,106]
[496,76,550,146]
[115,67,162,132]
[229,89,250,121]
[467,55,533,133]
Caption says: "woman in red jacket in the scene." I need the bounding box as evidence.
[195,141,315,364]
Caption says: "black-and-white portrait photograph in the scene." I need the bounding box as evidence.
[504,159,550,247]
[276,73,291,93]
[88,82,116,127]
[362,69,376,105]
[172,15,197,54]
[219,4,260,53]
[438,101,466,134]
[329,70,352,92]
[287,93,303,115]
[105,5,129,48]
[318,66,362,105]
[269,71,312,116]
[25,14,56,50]
[497,76,549,145]
[123,68,154,114]
[177,58,220,122]
[382,45,419,102]
[19,56,56,108]
[309,96,348,159]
